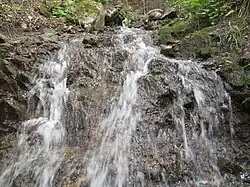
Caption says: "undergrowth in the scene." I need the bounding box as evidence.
[42,0,102,18]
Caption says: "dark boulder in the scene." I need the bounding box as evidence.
[160,44,176,58]
[239,51,250,67]
[218,65,246,88]
[105,8,124,27]
[0,34,7,43]
[217,157,243,175]
[241,97,250,113]
[147,9,164,21]
[160,10,178,20]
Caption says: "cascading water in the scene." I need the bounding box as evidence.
[0,28,242,187]
[83,29,233,187]
[86,28,160,187]
[0,45,69,187]
[168,58,232,186]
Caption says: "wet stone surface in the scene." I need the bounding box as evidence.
[0,28,250,187]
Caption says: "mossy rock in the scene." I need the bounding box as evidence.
[39,0,100,25]
[196,47,217,59]
[158,19,195,44]
[192,26,216,38]
[178,25,219,58]
[38,5,53,17]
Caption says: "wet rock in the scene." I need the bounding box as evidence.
[105,8,124,26]
[0,31,75,177]
[241,171,250,184]
[82,36,98,47]
[241,97,250,113]
[147,9,164,21]
[0,34,7,43]
[217,157,243,175]
[238,51,250,67]
[229,90,250,103]
[241,161,250,184]
[21,23,28,31]
[160,44,176,58]
[196,47,214,60]
[218,65,246,87]
[111,51,127,72]
[160,10,178,20]
[91,4,105,32]
[0,99,25,122]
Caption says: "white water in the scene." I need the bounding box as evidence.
[0,46,69,187]
[0,28,236,187]
[87,28,160,187]
[169,58,232,186]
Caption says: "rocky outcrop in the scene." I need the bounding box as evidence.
[0,31,68,169]
[0,10,249,186]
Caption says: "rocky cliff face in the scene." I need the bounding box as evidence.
[0,17,249,187]
[0,33,50,164]
[0,30,73,169]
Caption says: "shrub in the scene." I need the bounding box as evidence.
[168,0,230,28]
[42,0,102,18]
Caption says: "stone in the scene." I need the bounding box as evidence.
[238,51,250,67]
[0,99,25,123]
[241,97,250,113]
[217,157,243,175]
[196,47,215,60]
[218,66,246,87]
[82,36,98,47]
[91,4,105,31]
[105,8,124,26]
[160,44,176,58]
[241,171,250,184]
[147,9,164,21]
[0,34,7,43]
[21,23,28,30]
[160,10,178,20]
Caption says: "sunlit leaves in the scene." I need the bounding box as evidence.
[168,0,230,27]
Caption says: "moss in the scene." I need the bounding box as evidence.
[196,47,217,59]
[158,19,195,44]
[192,26,216,37]
[0,46,7,59]
[40,0,100,24]
[158,25,174,44]
[38,5,53,17]
[10,4,25,13]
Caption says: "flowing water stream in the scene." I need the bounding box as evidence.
[86,28,159,187]
[0,28,239,187]
[0,46,70,187]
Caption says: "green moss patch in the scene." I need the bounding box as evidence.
[39,0,101,25]
[158,19,195,44]
[196,47,217,59]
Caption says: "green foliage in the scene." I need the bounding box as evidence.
[226,21,244,50]
[196,47,216,59]
[43,0,100,18]
[11,4,25,13]
[191,25,216,37]
[239,0,250,17]
[168,0,230,28]
[225,18,247,50]
[158,19,194,44]
[52,8,72,17]
[120,5,134,25]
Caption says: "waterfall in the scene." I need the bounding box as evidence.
[0,45,70,187]
[86,28,160,187]
[0,28,238,187]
